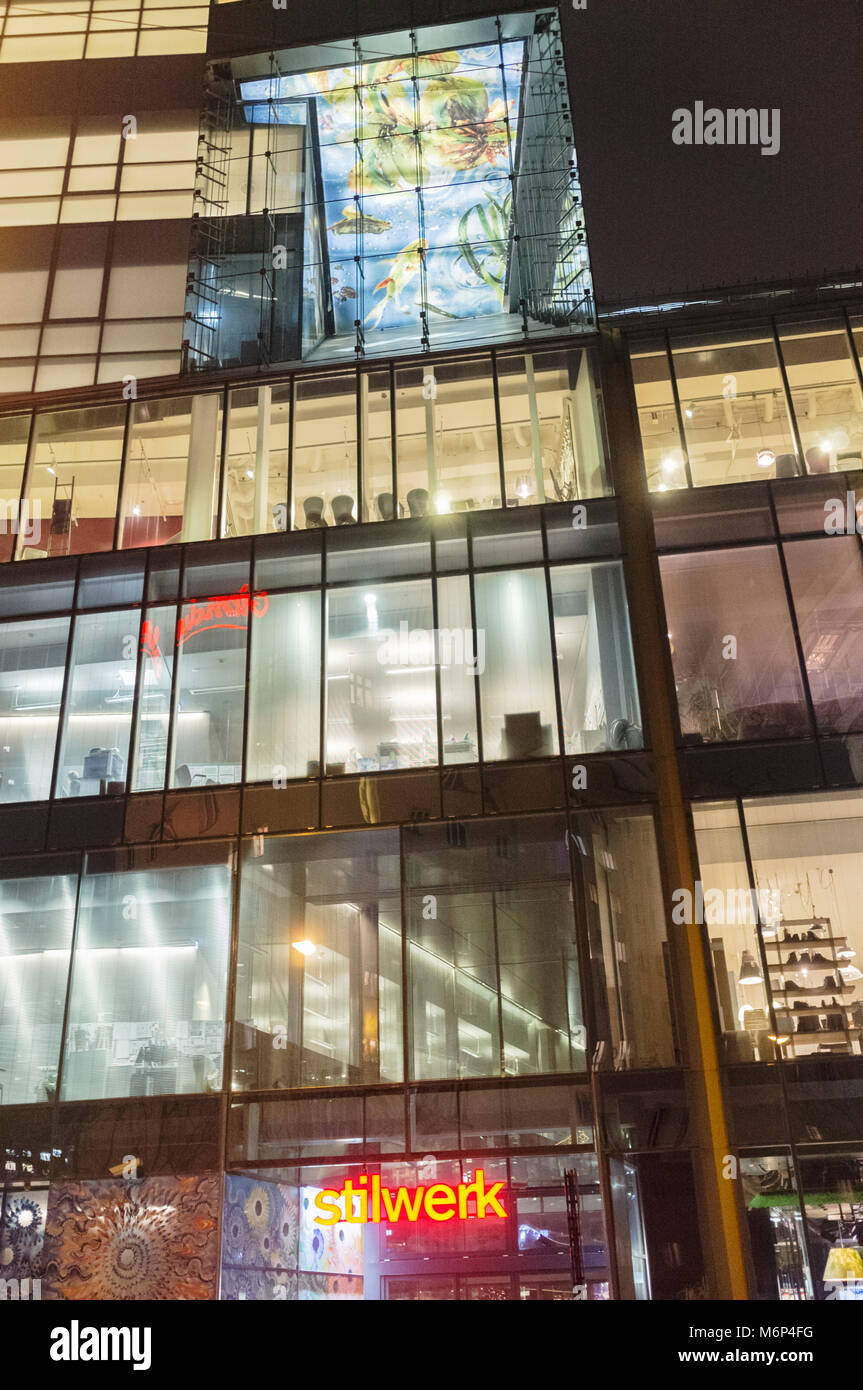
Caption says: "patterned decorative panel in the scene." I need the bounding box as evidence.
[42,1175,219,1300]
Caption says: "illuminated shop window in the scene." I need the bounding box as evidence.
[0,861,77,1107]
[233,829,403,1090]
[186,9,593,371]
[61,843,232,1102]
[634,314,863,492]
[404,816,586,1081]
[0,0,208,65]
[0,614,70,802]
[695,792,863,1066]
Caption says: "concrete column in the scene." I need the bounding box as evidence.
[253,385,272,535]
[182,393,220,542]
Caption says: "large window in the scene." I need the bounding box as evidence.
[660,547,810,743]
[0,614,69,802]
[0,861,77,1106]
[18,404,126,560]
[695,792,863,1063]
[325,579,438,773]
[1,346,609,565]
[188,11,594,371]
[550,562,641,753]
[405,816,585,1080]
[61,843,232,1101]
[247,588,321,783]
[170,591,248,788]
[56,609,140,797]
[474,568,559,761]
[0,514,638,801]
[635,314,863,492]
[119,396,221,550]
[571,808,676,1068]
[233,829,403,1089]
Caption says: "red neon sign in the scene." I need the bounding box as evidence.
[141,620,163,677]
[313,1171,507,1225]
[176,584,268,647]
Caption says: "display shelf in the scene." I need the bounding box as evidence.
[764,915,861,1057]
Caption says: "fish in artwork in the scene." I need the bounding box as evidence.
[365,238,427,328]
[327,206,393,236]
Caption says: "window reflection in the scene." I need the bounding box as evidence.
[0,865,76,1106]
[660,547,810,743]
[233,829,403,1089]
[405,816,584,1081]
[0,614,68,802]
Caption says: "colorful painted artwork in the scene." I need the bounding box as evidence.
[298,1185,364,1276]
[221,1174,299,1276]
[242,42,525,336]
[220,1176,364,1299]
[42,1175,219,1300]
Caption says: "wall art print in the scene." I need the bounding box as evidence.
[42,1175,219,1300]
[221,1174,299,1301]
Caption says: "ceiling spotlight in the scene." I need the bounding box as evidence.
[292,940,316,956]
[756,448,776,469]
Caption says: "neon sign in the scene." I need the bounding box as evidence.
[313,1171,507,1225]
[176,585,268,647]
[140,620,163,677]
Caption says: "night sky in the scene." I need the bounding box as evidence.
[560,0,863,305]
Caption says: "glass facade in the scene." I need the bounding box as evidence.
[186,11,594,372]
[0,805,673,1111]
[0,345,609,563]
[633,310,863,491]
[0,508,640,805]
[659,526,863,747]
[1,0,862,1308]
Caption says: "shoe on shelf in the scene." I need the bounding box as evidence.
[811,952,831,965]
[823,976,838,989]
[786,951,798,965]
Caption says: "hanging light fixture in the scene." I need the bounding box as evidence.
[739,950,764,985]
[823,1242,863,1282]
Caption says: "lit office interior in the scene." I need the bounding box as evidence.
[0,344,608,560]
[631,313,863,490]
[0,522,642,799]
[0,807,675,1107]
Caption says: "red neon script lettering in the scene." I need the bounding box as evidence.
[176,584,269,647]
